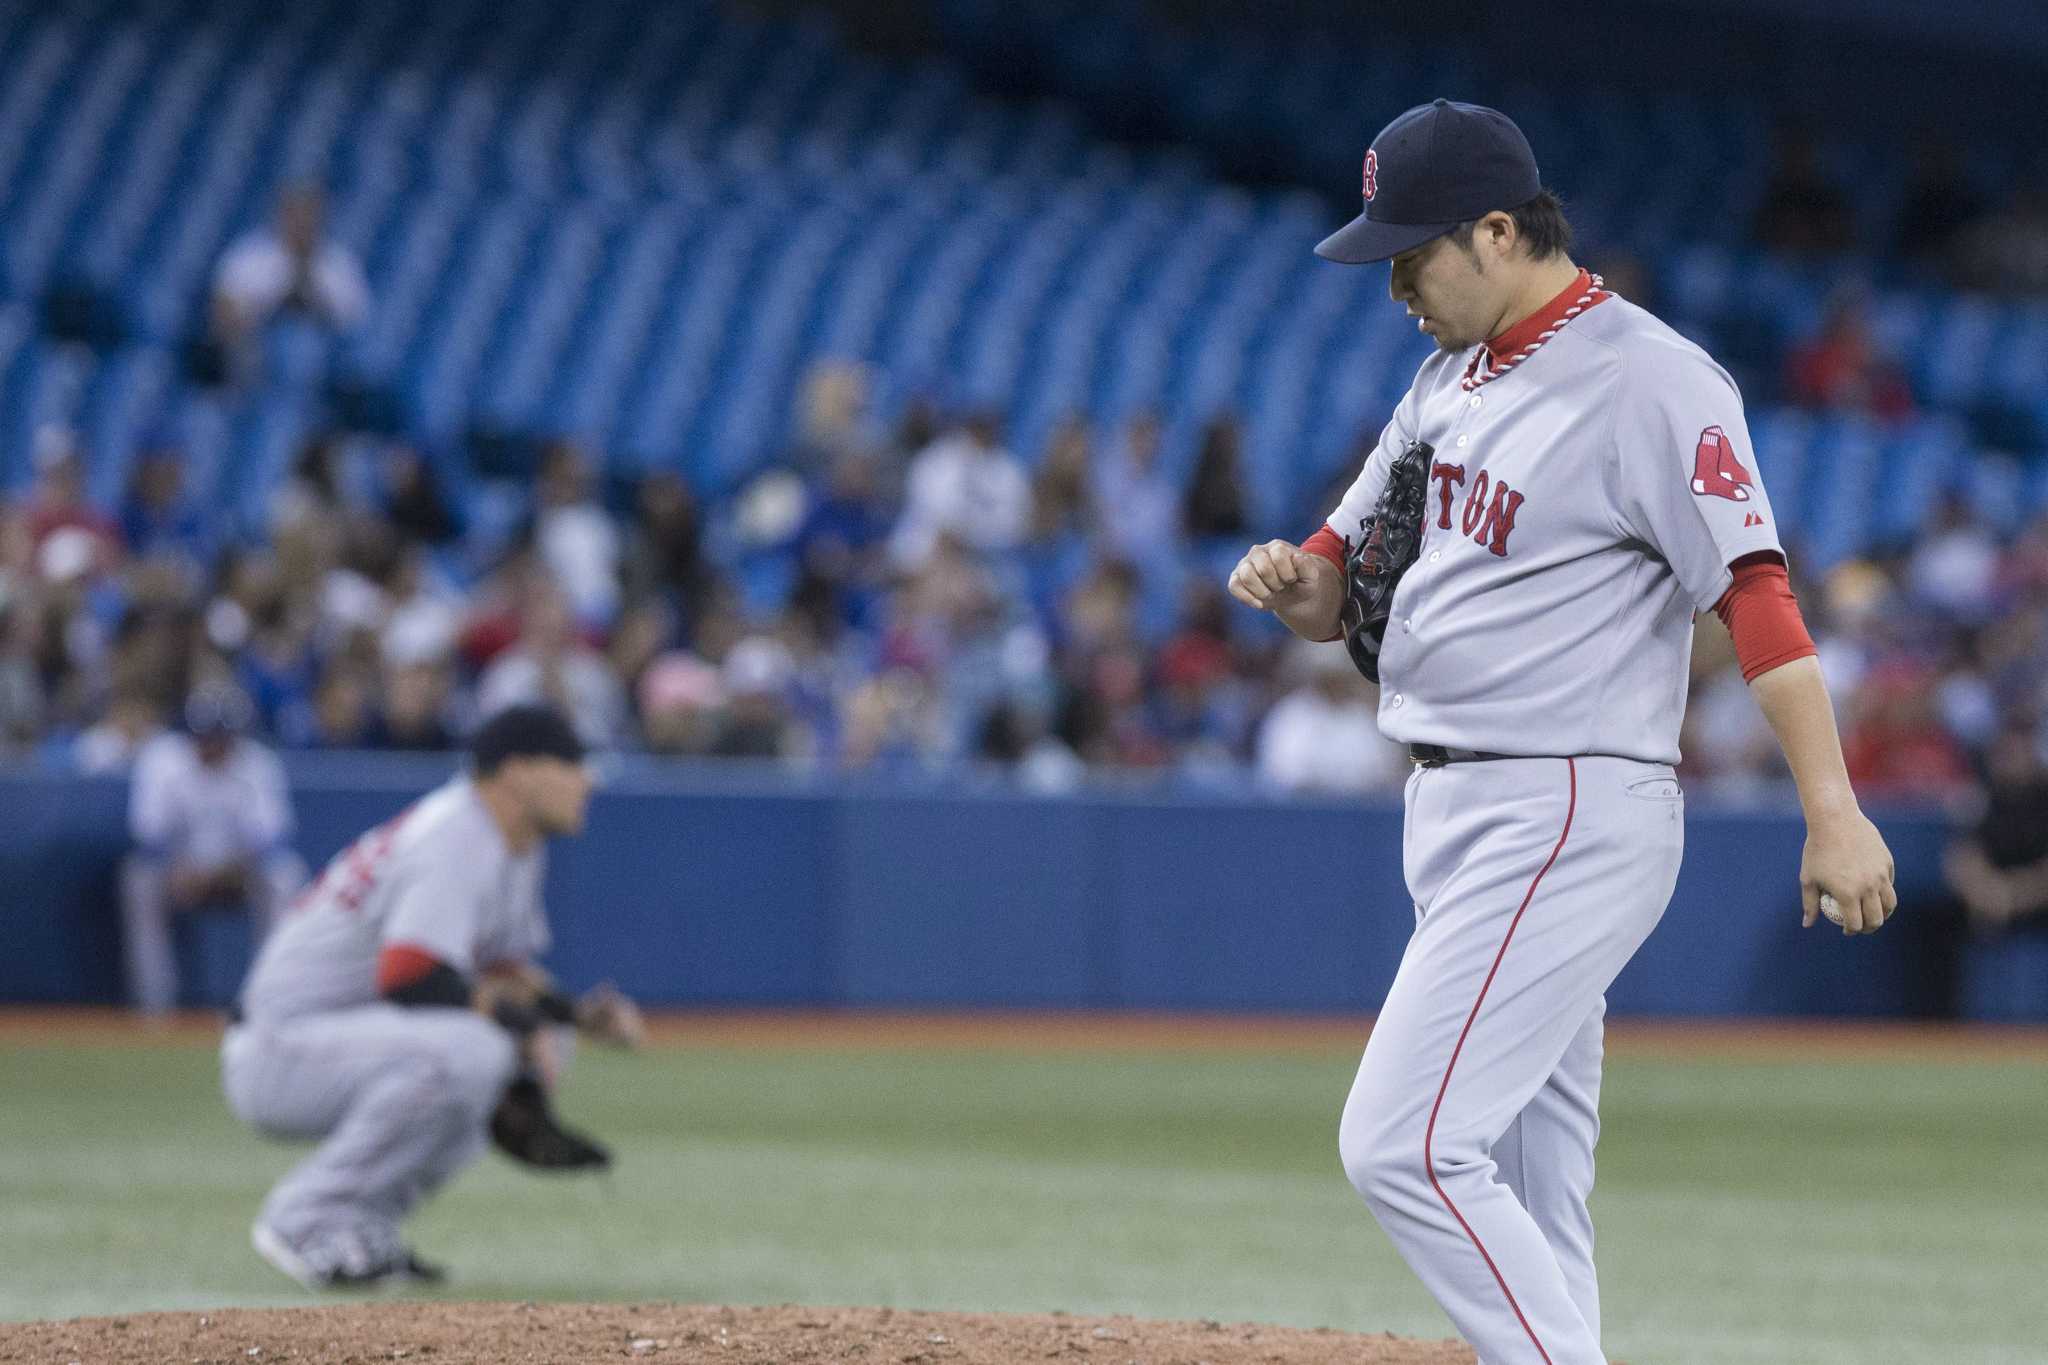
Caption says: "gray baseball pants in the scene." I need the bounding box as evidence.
[1340,755,1685,1365]
[221,1004,518,1273]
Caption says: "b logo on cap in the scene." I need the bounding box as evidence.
[1363,148,1378,201]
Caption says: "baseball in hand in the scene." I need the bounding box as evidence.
[1819,892,1843,926]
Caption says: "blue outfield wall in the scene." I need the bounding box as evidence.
[0,756,2017,1018]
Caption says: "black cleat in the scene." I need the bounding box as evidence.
[392,1250,448,1284]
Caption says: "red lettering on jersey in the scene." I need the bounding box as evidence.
[1477,481,1525,557]
[301,804,419,914]
[1743,511,1765,527]
[1690,424,1754,502]
[1430,462,1466,529]
[1363,148,1379,201]
[1460,469,1491,536]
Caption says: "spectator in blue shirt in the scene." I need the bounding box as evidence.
[119,435,212,572]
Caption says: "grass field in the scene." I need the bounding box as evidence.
[1,1016,2043,1364]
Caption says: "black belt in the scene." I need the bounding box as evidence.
[1410,744,1514,767]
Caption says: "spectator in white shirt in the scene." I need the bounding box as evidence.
[532,440,622,628]
[1256,643,1410,796]
[1907,495,1999,625]
[211,186,369,349]
[1092,411,1182,561]
[379,545,464,671]
[889,413,1030,569]
[121,685,306,1015]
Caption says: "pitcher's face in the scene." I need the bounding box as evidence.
[1388,228,1501,353]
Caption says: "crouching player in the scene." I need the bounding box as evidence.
[222,705,644,1287]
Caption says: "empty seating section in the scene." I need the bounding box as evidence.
[0,0,2039,566]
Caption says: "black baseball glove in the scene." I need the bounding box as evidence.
[1339,439,1434,683]
[489,1075,612,1172]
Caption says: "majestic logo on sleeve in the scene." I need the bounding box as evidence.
[1690,425,1754,502]
[1362,149,1378,201]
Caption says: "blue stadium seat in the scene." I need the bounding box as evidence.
[1870,417,1967,547]
[1960,450,2032,538]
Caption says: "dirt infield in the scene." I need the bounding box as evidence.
[0,1303,1473,1364]
[3,1006,2045,1060]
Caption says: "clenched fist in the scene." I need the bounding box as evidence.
[1227,540,1343,640]
[1228,540,1319,608]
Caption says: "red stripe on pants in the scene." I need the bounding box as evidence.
[1423,757,1577,1364]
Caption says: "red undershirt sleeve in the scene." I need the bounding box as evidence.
[1298,525,1348,642]
[1301,524,1347,569]
[1711,551,1817,682]
[375,942,447,995]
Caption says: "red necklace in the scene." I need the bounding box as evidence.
[1460,273,1608,392]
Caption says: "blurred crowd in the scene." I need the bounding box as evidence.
[0,346,1418,797]
[9,341,2048,816]
[3,180,2047,824]
[0,184,1423,794]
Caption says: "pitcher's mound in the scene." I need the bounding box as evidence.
[1,1301,1474,1363]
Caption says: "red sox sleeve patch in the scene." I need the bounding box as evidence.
[1690,424,1755,502]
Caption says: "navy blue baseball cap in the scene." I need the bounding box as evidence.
[1316,99,1543,264]
[471,703,586,774]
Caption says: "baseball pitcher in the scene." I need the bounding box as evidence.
[221,704,644,1288]
[1227,100,1896,1363]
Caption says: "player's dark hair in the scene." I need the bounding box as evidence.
[1509,189,1574,259]
[1452,189,1574,263]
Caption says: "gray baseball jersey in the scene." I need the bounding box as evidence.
[237,776,550,1024]
[1325,291,1784,763]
